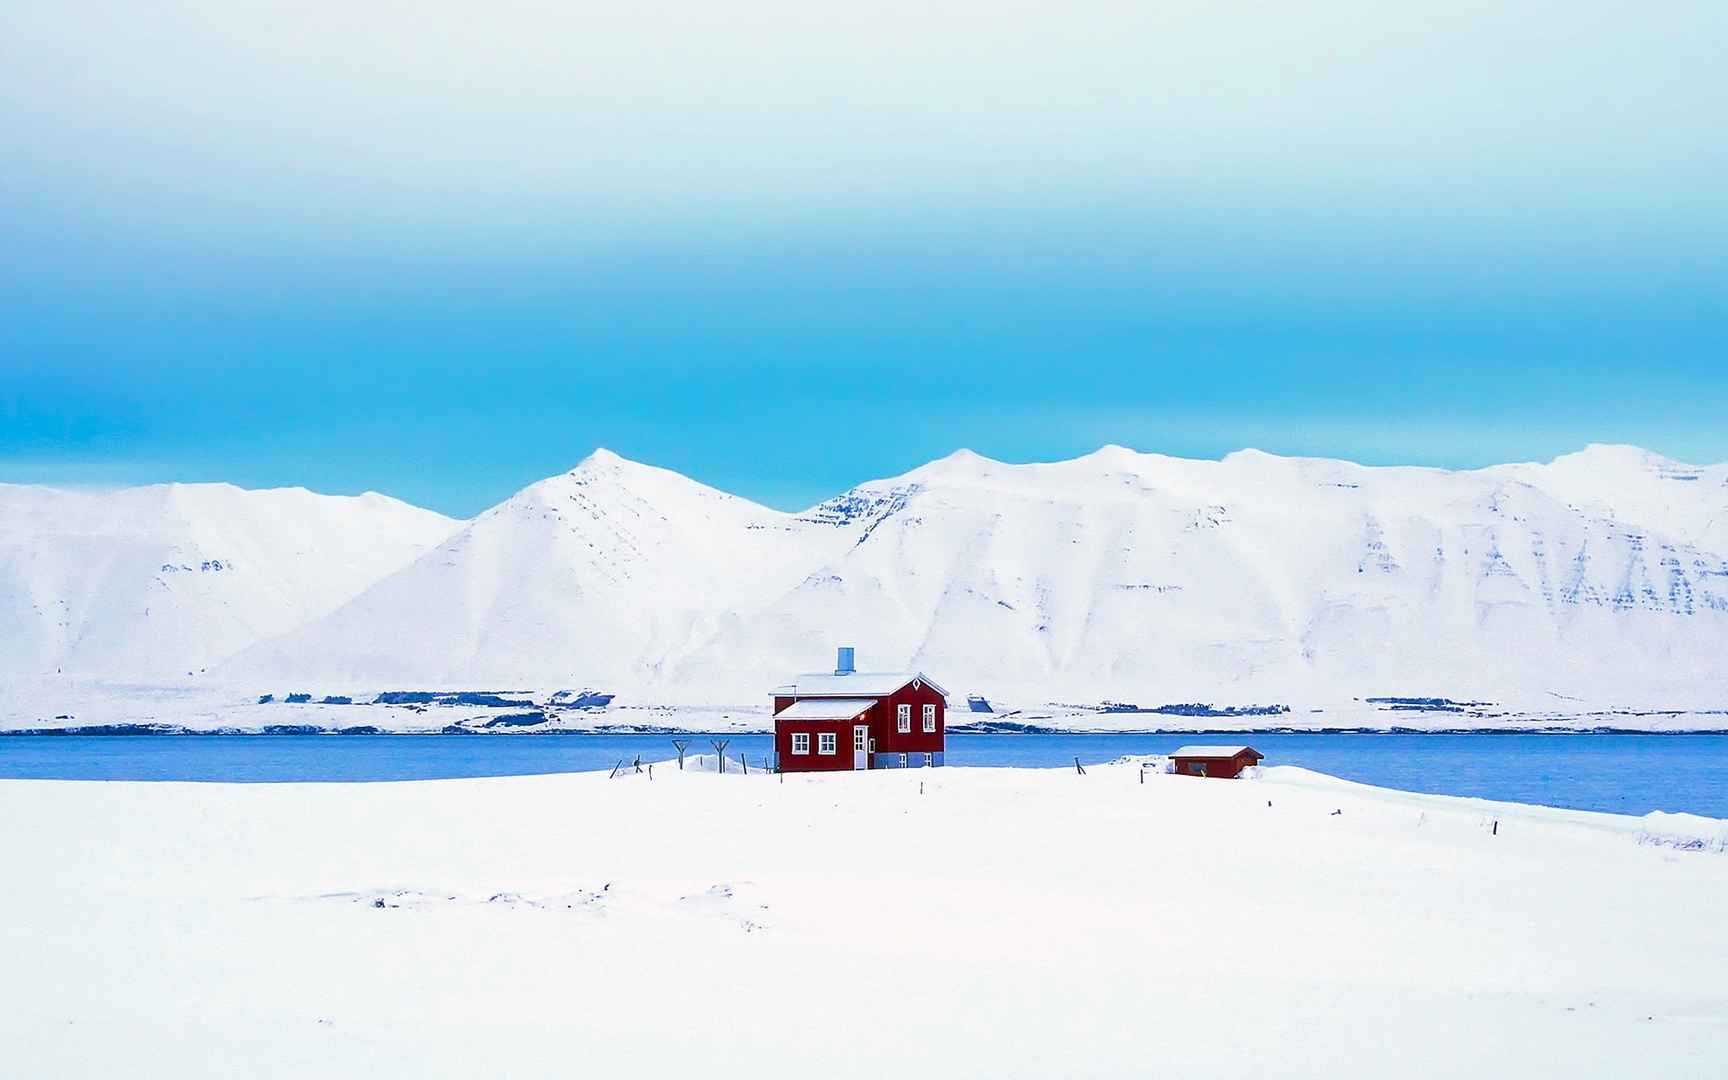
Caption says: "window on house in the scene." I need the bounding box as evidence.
[818,732,837,755]
[924,753,933,766]
[899,753,908,767]
[791,733,809,755]
[1188,762,1206,775]
[922,703,936,732]
[897,704,911,732]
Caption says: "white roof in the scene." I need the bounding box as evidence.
[1170,745,1261,759]
[774,698,878,721]
[773,671,949,697]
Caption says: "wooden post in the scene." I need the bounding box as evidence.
[608,759,625,779]
[1074,757,1086,776]
[672,740,688,769]
[1492,820,1498,836]
[711,739,730,775]
[741,754,749,776]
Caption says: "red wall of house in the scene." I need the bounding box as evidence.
[774,718,861,771]
[1172,752,1260,779]
[869,680,945,759]
[772,679,947,771]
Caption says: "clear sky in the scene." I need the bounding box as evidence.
[3,0,1725,516]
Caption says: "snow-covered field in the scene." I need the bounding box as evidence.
[5,761,1725,1077]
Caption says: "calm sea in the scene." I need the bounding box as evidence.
[1,732,1724,819]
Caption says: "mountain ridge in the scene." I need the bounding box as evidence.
[221,444,1728,704]
[5,445,1725,704]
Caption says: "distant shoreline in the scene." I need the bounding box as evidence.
[6,724,1728,737]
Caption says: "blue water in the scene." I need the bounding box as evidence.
[1,733,1724,819]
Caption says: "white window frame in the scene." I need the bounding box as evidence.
[924,752,933,766]
[899,753,909,767]
[791,732,809,755]
[922,703,936,732]
[896,704,911,733]
[818,732,837,755]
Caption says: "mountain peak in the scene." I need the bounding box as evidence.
[1073,444,1141,467]
[938,447,989,467]
[1558,444,1681,469]
[904,448,998,480]
[572,447,626,473]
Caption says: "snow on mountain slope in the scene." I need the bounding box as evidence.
[222,445,1728,706]
[1492,444,1728,553]
[684,445,1728,703]
[225,450,864,686]
[0,483,457,679]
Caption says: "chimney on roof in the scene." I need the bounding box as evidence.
[835,646,855,675]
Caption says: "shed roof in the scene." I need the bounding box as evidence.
[773,672,948,697]
[1170,745,1262,759]
[774,698,878,721]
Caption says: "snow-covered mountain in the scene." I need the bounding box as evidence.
[217,444,1728,706]
[228,449,862,687]
[0,482,457,679]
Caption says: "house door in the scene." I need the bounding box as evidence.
[853,725,869,770]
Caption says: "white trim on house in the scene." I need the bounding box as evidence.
[791,732,810,755]
[922,703,936,732]
[818,732,837,755]
[896,704,911,732]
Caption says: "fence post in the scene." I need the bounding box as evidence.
[672,740,688,770]
[710,739,730,775]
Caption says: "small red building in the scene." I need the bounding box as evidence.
[1170,745,1264,778]
[773,648,947,772]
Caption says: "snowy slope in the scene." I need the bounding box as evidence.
[688,444,1728,703]
[220,444,1728,706]
[227,450,864,686]
[0,483,457,679]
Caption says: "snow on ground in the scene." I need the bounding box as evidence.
[3,762,1725,1077]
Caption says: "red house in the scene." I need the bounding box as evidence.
[773,648,947,772]
[1170,745,1264,779]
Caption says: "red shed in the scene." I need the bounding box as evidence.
[1170,745,1264,779]
[772,648,947,772]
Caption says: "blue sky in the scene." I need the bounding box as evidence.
[3,0,1725,515]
